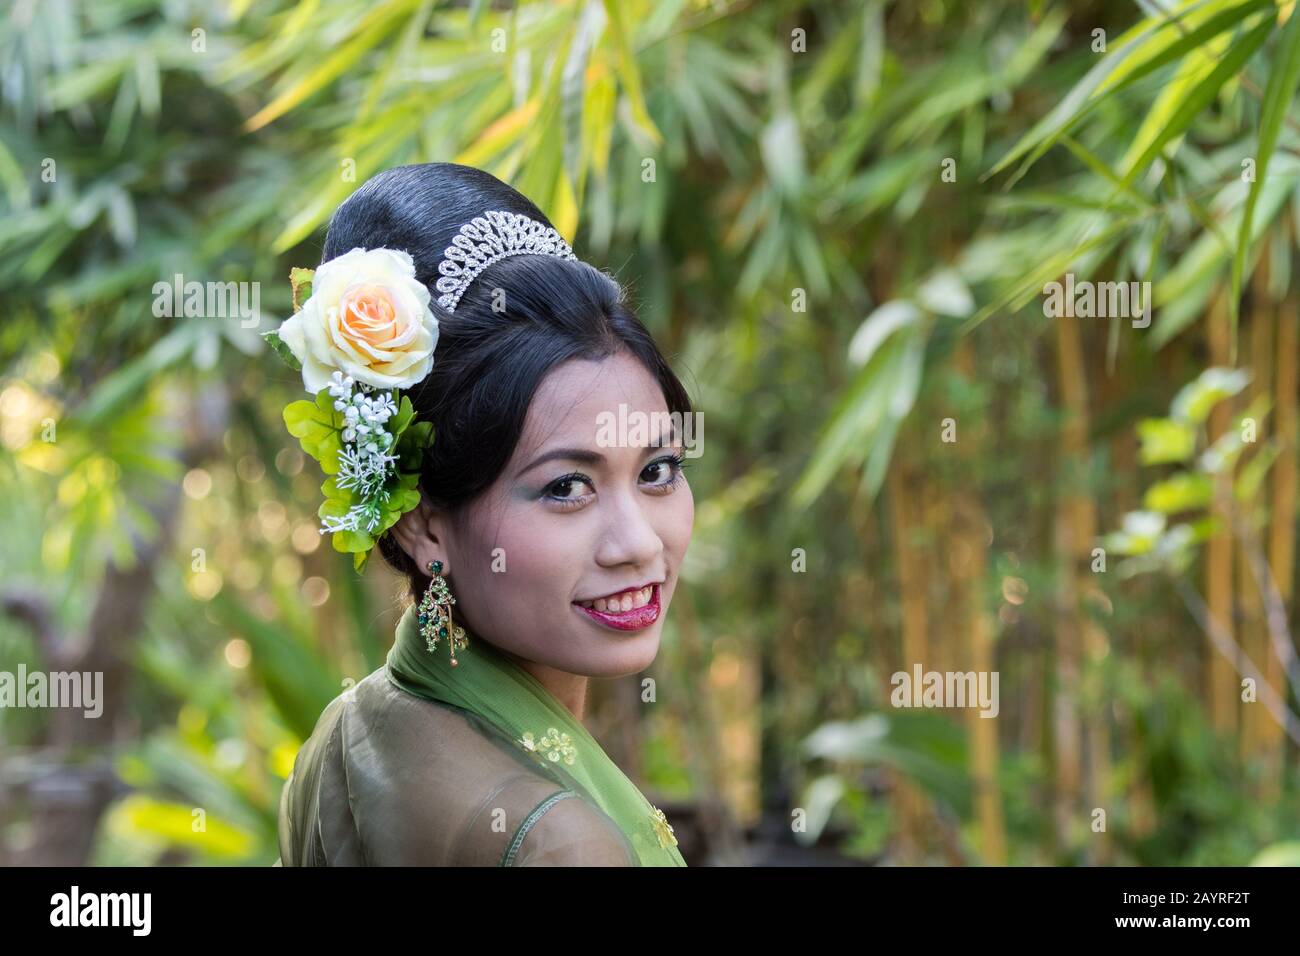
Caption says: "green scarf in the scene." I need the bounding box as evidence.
[385,603,685,866]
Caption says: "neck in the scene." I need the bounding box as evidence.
[500,650,589,720]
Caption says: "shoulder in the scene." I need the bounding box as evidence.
[503,787,635,866]
[325,669,613,865]
[282,668,634,866]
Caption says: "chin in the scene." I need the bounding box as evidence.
[576,628,663,679]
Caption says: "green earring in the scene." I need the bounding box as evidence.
[419,560,468,666]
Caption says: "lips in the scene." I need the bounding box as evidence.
[573,582,662,631]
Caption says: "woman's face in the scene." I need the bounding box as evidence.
[435,350,694,679]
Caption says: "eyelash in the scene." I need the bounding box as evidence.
[542,453,689,511]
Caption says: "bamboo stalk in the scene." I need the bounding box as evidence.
[956,509,1008,865]
[951,342,1007,864]
[1172,574,1300,745]
[1206,289,1240,742]
[1054,312,1110,858]
[1239,273,1272,775]
[887,452,932,862]
[1263,288,1298,799]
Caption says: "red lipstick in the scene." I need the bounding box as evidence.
[573,583,661,631]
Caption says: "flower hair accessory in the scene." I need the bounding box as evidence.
[262,247,437,572]
[263,214,578,572]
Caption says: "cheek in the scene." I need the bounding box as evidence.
[455,506,586,635]
[654,487,694,613]
[661,484,695,559]
[499,507,581,585]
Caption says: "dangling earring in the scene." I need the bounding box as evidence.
[419,560,468,666]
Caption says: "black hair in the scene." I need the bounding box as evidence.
[320,162,692,601]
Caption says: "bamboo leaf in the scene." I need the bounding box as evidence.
[1112,17,1272,196]
[1059,134,1155,210]
[455,98,540,169]
[1118,29,1232,184]
[987,0,1272,183]
[1143,472,1214,512]
[602,0,662,146]
[242,1,414,132]
[793,327,922,509]
[1170,366,1251,423]
[1231,5,1300,356]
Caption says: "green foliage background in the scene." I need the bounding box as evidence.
[3,0,1300,866]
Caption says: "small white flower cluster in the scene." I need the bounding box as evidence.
[320,371,402,535]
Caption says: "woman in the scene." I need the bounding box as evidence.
[272,163,695,866]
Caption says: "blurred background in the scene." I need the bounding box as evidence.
[3,0,1300,866]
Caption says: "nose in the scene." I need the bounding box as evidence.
[593,487,663,571]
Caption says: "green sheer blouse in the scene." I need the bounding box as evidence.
[276,603,685,866]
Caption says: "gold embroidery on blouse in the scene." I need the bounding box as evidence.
[650,806,677,849]
[518,727,577,765]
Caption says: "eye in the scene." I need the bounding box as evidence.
[542,472,595,510]
[640,452,687,492]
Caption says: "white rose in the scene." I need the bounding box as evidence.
[277,247,438,393]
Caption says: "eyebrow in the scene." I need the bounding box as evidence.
[515,424,681,479]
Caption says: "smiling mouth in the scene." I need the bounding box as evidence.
[573,583,662,631]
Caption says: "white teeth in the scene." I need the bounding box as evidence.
[578,585,655,613]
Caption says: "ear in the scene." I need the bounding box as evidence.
[388,495,453,576]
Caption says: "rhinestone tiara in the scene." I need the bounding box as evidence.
[434,209,578,312]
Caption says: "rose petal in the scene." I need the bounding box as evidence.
[301,353,336,394]
[276,311,308,364]
[292,247,439,392]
